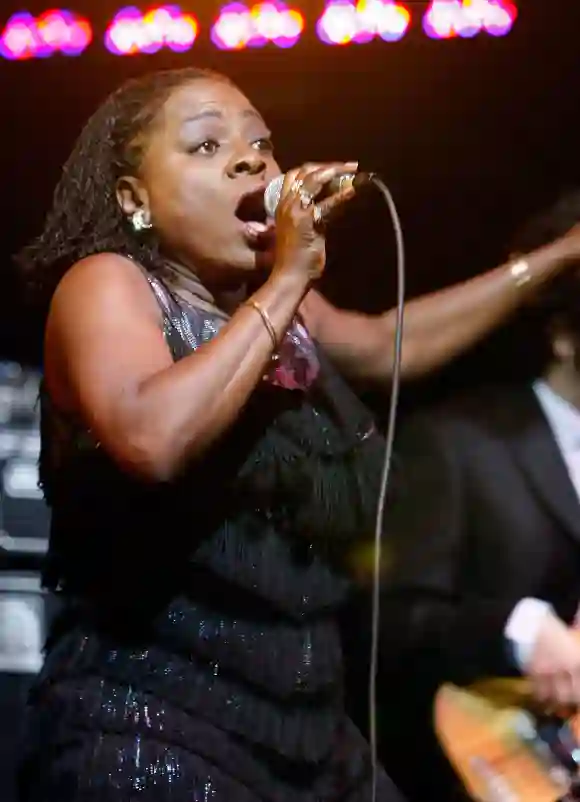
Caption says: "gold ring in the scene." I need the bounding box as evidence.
[312,205,323,226]
[290,178,304,194]
[299,188,314,209]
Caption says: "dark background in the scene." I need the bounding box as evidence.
[0,2,579,799]
[1,0,579,378]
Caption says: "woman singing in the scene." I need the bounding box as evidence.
[16,67,580,801]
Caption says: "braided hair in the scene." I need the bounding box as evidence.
[16,67,228,303]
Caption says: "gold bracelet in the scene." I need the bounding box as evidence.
[509,258,532,288]
[245,299,278,350]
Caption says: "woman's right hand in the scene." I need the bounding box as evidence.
[272,161,358,282]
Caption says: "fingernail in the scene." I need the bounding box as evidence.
[346,161,359,170]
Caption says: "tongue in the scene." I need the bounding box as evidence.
[244,221,270,236]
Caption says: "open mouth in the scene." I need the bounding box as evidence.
[235,189,273,244]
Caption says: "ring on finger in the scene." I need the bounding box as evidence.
[312,204,323,226]
[298,188,314,209]
[290,178,304,194]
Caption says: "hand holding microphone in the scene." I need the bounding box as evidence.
[271,161,363,282]
[264,163,372,219]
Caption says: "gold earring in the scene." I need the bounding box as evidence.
[130,208,152,232]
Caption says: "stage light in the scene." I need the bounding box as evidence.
[0,1,518,60]
[0,13,40,60]
[423,0,461,38]
[357,0,410,42]
[250,2,304,48]
[210,2,304,50]
[478,0,517,36]
[316,0,409,45]
[210,3,252,49]
[423,0,516,39]
[104,5,198,55]
[0,10,92,60]
[37,10,92,55]
[316,2,359,45]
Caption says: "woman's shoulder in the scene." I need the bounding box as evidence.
[44,253,167,406]
[54,252,148,297]
[48,253,161,329]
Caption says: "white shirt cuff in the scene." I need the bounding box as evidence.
[504,597,553,669]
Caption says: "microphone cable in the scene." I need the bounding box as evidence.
[365,176,406,802]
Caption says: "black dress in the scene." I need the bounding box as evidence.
[18,274,404,802]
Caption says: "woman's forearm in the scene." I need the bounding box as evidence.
[107,268,310,481]
[389,238,572,379]
[304,236,576,383]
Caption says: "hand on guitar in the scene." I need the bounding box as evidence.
[526,611,580,706]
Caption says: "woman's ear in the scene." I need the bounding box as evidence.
[116,175,150,220]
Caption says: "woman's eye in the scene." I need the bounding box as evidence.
[253,138,274,152]
[195,140,219,155]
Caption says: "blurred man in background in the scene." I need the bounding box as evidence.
[375,190,580,801]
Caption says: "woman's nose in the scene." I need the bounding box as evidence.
[227,148,267,178]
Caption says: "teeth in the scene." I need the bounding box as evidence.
[245,221,269,235]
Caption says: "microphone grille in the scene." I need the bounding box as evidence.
[264,175,285,219]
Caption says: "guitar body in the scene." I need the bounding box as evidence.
[435,679,580,802]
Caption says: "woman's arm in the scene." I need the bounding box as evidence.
[45,162,356,484]
[301,234,580,383]
[46,254,309,483]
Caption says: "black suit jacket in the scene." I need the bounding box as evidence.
[372,384,580,800]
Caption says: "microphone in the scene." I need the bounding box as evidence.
[264,171,374,219]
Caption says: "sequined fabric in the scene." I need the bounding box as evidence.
[148,273,320,391]
[21,671,403,801]
[268,317,320,390]
[20,275,403,802]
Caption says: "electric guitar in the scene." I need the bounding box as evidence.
[434,679,580,802]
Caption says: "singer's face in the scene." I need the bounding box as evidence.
[127,78,281,285]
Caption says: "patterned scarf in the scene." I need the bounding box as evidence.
[161,259,320,391]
